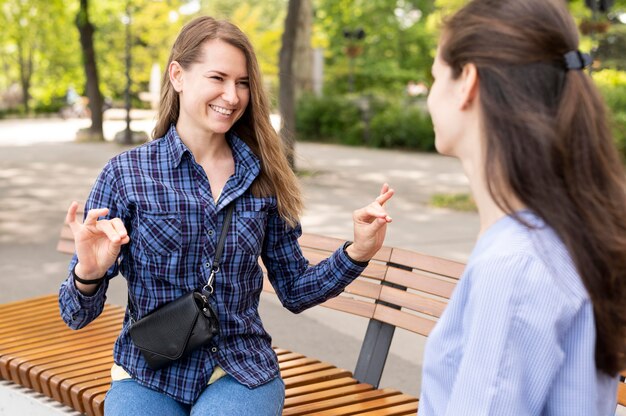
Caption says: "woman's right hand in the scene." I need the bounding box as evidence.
[66,201,130,280]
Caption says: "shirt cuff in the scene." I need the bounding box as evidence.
[68,273,108,308]
[342,241,370,267]
[324,243,368,291]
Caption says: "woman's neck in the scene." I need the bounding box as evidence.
[462,157,507,237]
[175,123,231,165]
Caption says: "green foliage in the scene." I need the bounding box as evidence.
[296,93,435,151]
[0,0,80,112]
[593,69,626,158]
[314,0,436,95]
[369,99,434,150]
[611,112,626,157]
[296,94,364,145]
[430,193,476,211]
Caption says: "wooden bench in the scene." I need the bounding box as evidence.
[1,205,623,415]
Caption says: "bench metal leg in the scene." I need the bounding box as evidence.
[353,319,396,388]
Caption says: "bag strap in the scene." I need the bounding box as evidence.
[203,203,235,295]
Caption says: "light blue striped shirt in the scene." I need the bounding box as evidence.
[420,211,618,415]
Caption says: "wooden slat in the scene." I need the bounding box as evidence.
[378,286,447,318]
[36,350,113,395]
[284,383,374,408]
[389,247,464,279]
[284,378,358,399]
[282,388,401,416]
[277,352,307,363]
[0,294,57,312]
[69,374,111,412]
[19,335,118,389]
[281,362,336,379]
[2,327,121,381]
[282,368,354,389]
[312,393,417,416]
[355,401,419,415]
[618,382,626,406]
[372,304,436,337]
[279,357,320,371]
[343,279,382,300]
[384,267,456,300]
[88,390,107,416]
[56,239,76,255]
[318,297,375,319]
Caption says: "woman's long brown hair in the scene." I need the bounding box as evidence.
[442,0,626,376]
[153,16,303,226]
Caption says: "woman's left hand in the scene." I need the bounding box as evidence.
[346,183,394,263]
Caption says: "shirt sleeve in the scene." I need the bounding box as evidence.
[444,254,577,416]
[58,162,122,330]
[261,210,366,314]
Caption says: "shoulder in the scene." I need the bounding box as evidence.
[93,139,168,195]
[107,139,166,168]
[466,216,588,314]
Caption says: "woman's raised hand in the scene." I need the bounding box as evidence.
[66,201,130,280]
[346,183,394,263]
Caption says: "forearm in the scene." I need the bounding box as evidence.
[267,245,366,313]
[59,259,110,329]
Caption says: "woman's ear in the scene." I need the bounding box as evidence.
[459,63,479,110]
[169,61,184,93]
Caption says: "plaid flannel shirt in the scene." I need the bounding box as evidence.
[59,125,365,404]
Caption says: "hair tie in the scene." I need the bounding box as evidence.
[563,50,592,70]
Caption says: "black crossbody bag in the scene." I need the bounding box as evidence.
[129,204,234,371]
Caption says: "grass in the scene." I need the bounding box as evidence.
[430,193,476,212]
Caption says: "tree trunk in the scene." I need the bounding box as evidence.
[294,0,314,102]
[278,0,301,171]
[17,43,32,114]
[76,0,104,140]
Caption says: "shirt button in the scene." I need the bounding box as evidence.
[205,262,211,268]
[211,347,218,353]
[208,229,214,236]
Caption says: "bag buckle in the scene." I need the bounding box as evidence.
[202,265,220,296]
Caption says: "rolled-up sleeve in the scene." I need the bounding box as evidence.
[261,211,365,314]
[58,162,121,329]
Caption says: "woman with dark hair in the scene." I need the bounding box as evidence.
[421,0,626,414]
[58,16,393,415]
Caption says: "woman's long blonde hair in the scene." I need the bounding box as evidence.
[153,16,303,226]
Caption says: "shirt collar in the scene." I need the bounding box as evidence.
[164,124,190,169]
[218,131,261,209]
[161,124,262,208]
[162,124,260,175]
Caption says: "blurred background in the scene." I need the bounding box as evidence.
[0,0,624,156]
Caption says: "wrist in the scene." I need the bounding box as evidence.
[343,241,370,267]
[73,263,107,285]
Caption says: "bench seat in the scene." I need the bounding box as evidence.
[0,295,418,416]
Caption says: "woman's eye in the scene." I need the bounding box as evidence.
[210,76,223,81]
[237,81,250,88]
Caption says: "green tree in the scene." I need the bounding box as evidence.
[314,0,436,94]
[0,0,74,113]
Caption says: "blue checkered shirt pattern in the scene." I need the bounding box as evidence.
[59,125,365,404]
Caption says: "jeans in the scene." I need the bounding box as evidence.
[104,375,285,416]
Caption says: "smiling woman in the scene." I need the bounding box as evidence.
[57,15,395,416]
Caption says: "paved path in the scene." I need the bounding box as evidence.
[0,113,478,399]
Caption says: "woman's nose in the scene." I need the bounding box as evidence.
[222,82,239,105]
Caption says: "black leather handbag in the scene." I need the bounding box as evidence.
[129,204,234,370]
